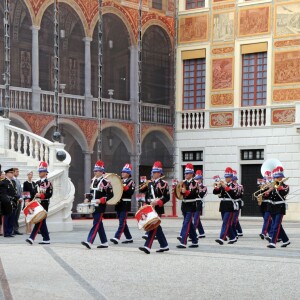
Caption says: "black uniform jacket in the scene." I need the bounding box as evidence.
[35,178,53,212]
[213,182,238,212]
[90,176,113,214]
[181,179,199,213]
[115,177,135,212]
[141,178,170,215]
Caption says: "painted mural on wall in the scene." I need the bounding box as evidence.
[210,112,233,128]
[275,2,300,37]
[272,108,295,124]
[274,39,300,48]
[212,47,234,55]
[179,14,208,43]
[211,93,233,106]
[212,58,233,90]
[213,11,234,43]
[238,6,270,36]
[273,88,300,102]
[274,50,300,85]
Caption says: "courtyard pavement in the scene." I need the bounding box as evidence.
[0,217,299,300]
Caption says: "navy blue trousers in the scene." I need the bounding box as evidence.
[3,210,15,236]
[30,218,50,241]
[233,210,243,234]
[180,211,197,245]
[261,211,272,236]
[194,209,205,236]
[87,212,107,244]
[220,212,236,240]
[144,225,168,249]
[114,211,132,240]
[270,213,289,244]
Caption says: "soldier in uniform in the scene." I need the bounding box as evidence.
[194,170,207,239]
[265,167,290,248]
[0,168,18,237]
[232,170,244,237]
[177,163,199,249]
[259,171,273,240]
[139,161,170,254]
[26,161,53,245]
[81,160,113,249]
[213,167,238,245]
[110,163,135,244]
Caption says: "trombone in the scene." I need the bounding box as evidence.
[135,175,165,191]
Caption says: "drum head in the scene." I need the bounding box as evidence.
[105,173,123,205]
[175,182,183,200]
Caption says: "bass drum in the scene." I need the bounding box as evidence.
[105,173,123,205]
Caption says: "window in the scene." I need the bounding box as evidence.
[152,0,162,10]
[186,0,205,9]
[242,52,267,106]
[183,58,206,110]
[241,149,264,160]
[182,151,203,162]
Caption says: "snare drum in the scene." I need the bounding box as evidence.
[76,203,95,214]
[23,200,47,224]
[135,205,161,231]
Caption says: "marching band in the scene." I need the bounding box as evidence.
[0,158,292,251]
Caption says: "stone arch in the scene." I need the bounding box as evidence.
[89,7,135,45]
[142,19,173,46]
[23,0,36,25]
[8,113,32,132]
[40,119,89,152]
[35,0,89,36]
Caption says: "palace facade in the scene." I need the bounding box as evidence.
[175,0,300,219]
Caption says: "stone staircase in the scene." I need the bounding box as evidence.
[0,117,75,232]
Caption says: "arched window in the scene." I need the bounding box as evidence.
[142,26,172,105]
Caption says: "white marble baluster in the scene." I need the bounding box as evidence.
[28,137,33,158]
[23,135,28,156]
[45,146,49,163]
[17,133,22,153]
[34,141,39,160]
[11,131,15,151]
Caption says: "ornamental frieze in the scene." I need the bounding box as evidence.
[274,39,300,48]
[212,47,234,55]
[210,112,233,128]
[273,88,300,102]
[211,93,234,106]
[272,108,295,124]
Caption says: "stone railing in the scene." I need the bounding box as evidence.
[40,90,85,116]
[179,105,295,130]
[0,117,74,231]
[0,85,172,124]
[0,85,32,110]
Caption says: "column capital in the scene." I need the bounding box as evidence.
[30,25,40,31]
[83,37,93,43]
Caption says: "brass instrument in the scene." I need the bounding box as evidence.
[274,177,289,188]
[136,176,165,191]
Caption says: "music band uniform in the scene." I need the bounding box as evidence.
[194,170,207,239]
[214,167,238,245]
[81,160,113,249]
[139,161,170,254]
[26,162,53,244]
[111,163,135,244]
[265,167,290,248]
[232,171,243,237]
[177,163,199,248]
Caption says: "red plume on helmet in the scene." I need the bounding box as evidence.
[94,160,105,172]
[38,161,48,173]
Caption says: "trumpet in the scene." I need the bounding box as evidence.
[274,177,289,188]
[136,176,165,191]
[213,179,225,188]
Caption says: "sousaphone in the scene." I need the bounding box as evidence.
[105,173,123,205]
[261,158,283,177]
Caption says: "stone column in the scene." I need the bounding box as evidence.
[83,151,92,192]
[83,37,93,117]
[31,25,41,111]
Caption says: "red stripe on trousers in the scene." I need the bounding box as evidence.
[263,215,271,235]
[33,220,44,240]
[90,214,103,244]
[118,212,127,239]
[274,215,283,244]
[222,212,233,240]
[184,217,192,244]
[148,227,158,249]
